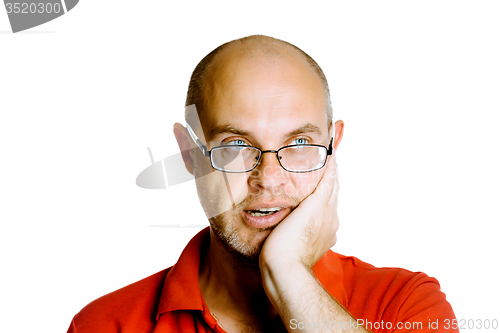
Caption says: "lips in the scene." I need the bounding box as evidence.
[242,200,293,229]
[244,200,293,211]
[246,207,283,217]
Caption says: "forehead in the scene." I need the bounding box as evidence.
[201,44,328,140]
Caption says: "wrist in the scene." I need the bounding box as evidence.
[259,255,304,275]
[260,256,309,292]
[259,257,317,317]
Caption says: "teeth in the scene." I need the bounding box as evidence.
[256,207,282,212]
[246,207,283,217]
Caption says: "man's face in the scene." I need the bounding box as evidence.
[193,46,332,261]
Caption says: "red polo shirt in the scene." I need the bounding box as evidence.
[67,227,457,332]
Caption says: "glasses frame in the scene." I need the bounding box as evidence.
[186,123,334,173]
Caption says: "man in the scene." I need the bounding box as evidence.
[67,35,457,332]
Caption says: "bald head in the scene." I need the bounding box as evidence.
[185,35,333,135]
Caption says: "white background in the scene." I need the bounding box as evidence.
[1,1,499,332]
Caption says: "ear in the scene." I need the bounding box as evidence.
[333,120,344,150]
[173,123,195,175]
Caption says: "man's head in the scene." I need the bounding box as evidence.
[174,35,344,264]
[185,35,333,133]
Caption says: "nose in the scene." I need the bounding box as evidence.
[249,151,288,192]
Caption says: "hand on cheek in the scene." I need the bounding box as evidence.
[259,154,339,270]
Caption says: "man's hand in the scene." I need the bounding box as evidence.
[258,154,370,332]
[259,153,339,270]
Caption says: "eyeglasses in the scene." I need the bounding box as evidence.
[186,124,333,173]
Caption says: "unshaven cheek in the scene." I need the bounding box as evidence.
[194,164,249,219]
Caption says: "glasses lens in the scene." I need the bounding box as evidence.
[211,146,260,172]
[278,146,327,172]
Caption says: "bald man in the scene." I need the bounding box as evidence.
[67,35,457,333]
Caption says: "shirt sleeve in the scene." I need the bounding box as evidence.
[66,317,78,333]
[389,278,458,333]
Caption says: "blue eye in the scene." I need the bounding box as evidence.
[228,139,246,146]
[225,139,248,150]
[292,138,308,145]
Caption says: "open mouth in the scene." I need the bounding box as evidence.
[244,207,283,217]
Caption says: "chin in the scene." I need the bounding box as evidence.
[210,215,273,262]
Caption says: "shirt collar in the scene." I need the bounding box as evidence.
[156,227,210,320]
[156,226,347,320]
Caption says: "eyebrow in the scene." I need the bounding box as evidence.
[286,123,322,137]
[208,124,251,142]
[207,122,323,142]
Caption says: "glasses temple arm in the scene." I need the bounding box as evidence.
[186,123,210,157]
[327,137,334,155]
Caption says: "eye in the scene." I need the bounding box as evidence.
[223,139,250,150]
[291,138,308,145]
[226,139,247,146]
